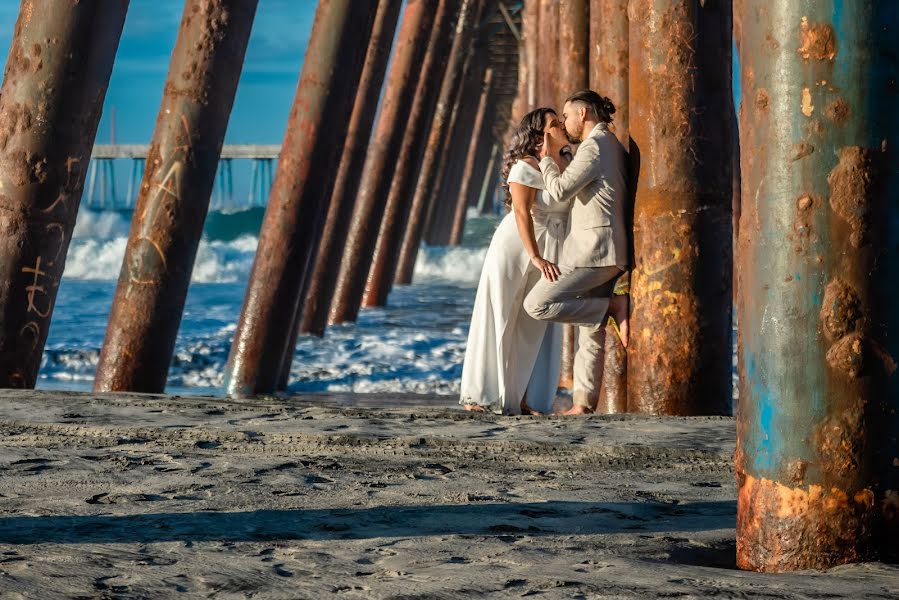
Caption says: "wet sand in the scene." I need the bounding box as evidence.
[0,389,896,598]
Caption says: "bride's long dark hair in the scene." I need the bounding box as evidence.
[501,107,556,209]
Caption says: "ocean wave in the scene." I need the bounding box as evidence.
[64,216,490,286]
[412,245,487,285]
[65,208,261,283]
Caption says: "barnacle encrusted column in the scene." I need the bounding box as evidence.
[735,0,899,571]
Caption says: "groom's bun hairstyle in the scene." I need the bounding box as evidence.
[565,90,615,124]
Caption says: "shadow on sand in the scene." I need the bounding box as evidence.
[0,500,735,545]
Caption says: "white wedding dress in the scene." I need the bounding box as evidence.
[459,159,570,415]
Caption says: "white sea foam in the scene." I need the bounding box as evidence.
[412,245,487,285]
[64,208,260,283]
[64,211,487,287]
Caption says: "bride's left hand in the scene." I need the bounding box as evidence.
[531,256,560,282]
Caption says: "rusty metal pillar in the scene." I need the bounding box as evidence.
[0,1,128,389]
[626,0,732,415]
[522,0,539,113]
[274,0,402,390]
[735,0,899,572]
[591,0,629,145]
[536,0,559,108]
[224,0,378,398]
[361,0,462,309]
[423,7,492,248]
[554,0,590,393]
[448,68,495,246]
[559,0,588,105]
[94,0,257,393]
[589,0,630,413]
[327,0,439,326]
[394,0,482,285]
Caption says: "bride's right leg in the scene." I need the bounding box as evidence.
[463,403,488,412]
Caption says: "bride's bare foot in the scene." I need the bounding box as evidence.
[463,403,488,413]
[555,404,594,416]
[607,293,629,348]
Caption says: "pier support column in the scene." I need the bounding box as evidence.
[555,0,590,393]
[589,0,630,413]
[224,0,378,397]
[736,0,899,571]
[521,0,539,115]
[94,0,257,393]
[394,0,483,285]
[361,0,462,309]
[274,0,402,391]
[536,0,559,108]
[326,0,439,326]
[0,0,127,388]
[448,67,495,247]
[558,0,588,105]
[424,34,490,247]
[626,0,733,415]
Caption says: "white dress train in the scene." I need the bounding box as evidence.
[459,159,570,415]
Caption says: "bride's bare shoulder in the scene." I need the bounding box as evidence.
[520,156,540,170]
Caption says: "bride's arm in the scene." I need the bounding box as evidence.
[510,182,559,282]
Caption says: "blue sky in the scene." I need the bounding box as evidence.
[0,2,740,144]
[0,0,317,144]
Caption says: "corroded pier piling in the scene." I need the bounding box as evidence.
[225,0,378,397]
[95,0,257,393]
[290,0,403,343]
[626,0,733,416]
[590,0,630,413]
[735,0,899,571]
[0,0,128,388]
[394,0,483,285]
[327,0,439,326]
[362,0,462,309]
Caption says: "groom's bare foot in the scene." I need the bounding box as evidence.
[463,403,488,413]
[555,404,594,416]
[607,293,630,348]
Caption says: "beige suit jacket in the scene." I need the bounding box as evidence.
[540,123,630,269]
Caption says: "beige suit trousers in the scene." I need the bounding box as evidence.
[523,265,623,409]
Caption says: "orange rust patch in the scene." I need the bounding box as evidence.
[828,146,882,248]
[755,89,769,112]
[825,97,850,125]
[805,119,826,137]
[801,88,814,116]
[791,142,815,161]
[855,489,875,510]
[797,17,837,61]
[819,278,862,341]
[825,332,865,378]
[737,474,874,571]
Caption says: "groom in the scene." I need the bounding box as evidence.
[523,89,630,415]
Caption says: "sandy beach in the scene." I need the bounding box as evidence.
[0,389,895,598]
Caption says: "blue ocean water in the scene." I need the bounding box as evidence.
[39,208,498,396]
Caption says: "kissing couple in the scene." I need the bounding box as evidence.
[460,89,631,416]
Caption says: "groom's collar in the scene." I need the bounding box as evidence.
[587,122,607,138]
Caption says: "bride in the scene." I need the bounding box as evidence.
[459,108,570,415]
